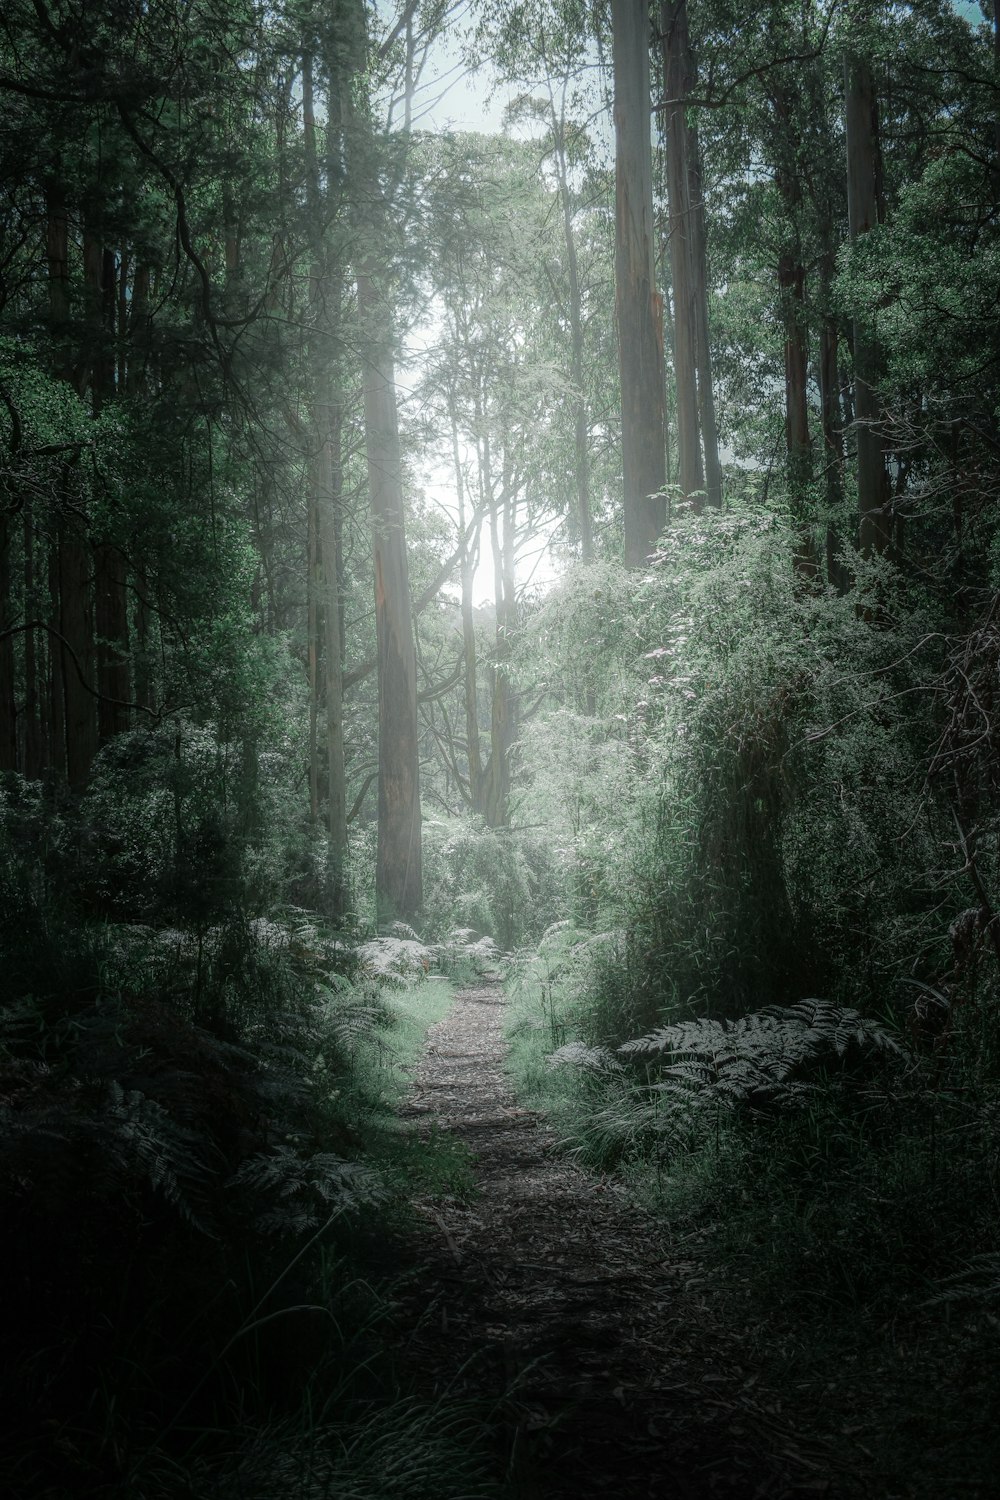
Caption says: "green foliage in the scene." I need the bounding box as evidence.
[0,779,487,1498]
[421,815,566,949]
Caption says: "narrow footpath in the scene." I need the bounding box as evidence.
[396,978,837,1500]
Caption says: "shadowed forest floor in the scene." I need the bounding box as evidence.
[393,979,842,1499]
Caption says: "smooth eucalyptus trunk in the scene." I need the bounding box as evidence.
[613,0,668,564]
[358,269,422,924]
[303,51,349,919]
[688,122,722,508]
[660,3,721,508]
[451,401,482,805]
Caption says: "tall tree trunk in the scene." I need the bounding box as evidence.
[59,516,96,789]
[317,395,348,918]
[307,458,321,827]
[337,6,422,925]
[844,50,890,556]
[661,0,704,505]
[612,0,668,564]
[133,558,155,714]
[303,50,349,920]
[126,262,150,396]
[818,237,847,592]
[357,268,422,925]
[451,399,482,805]
[688,122,722,508]
[89,237,131,736]
[95,544,130,741]
[546,86,594,560]
[0,511,16,770]
[22,515,42,777]
[778,249,816,573]
[45,183,72,383]
[47,536,66,779]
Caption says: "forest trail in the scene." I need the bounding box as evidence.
[396,978,830,1500]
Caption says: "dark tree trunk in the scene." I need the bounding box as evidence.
[659,1,716,510]
[818,239,847,592]
[59,517,97,789]
[0,511,16,770]
[303,49,349,919]
[22,515,43,777]
[95,544,130,741]
[613,0,668,564]
[688,123,722,508]
[47,539,66,780]
[844,50,890,556]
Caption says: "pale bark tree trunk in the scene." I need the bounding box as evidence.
[316,391,348,917]
[358,269,423,923]
[688,122,722,508]
[304,51,349,920]
[307,462,321,826]
[544,80,594,560]
[450,398,483,805]
[844,50,890,556]
[613,0,668,564]
[339,3,423,926]
[661,0,704,505]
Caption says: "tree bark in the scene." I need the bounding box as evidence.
[451,398,483,805]
[661,0,704,506]
[22,515,42,777]
[358,269,422,925]
[59,516,97,789]
[613,0,668,564]
[844,50,890,556]
[817,237,847,592]
[547,89,594,560]
[303,50,349,920]
[688,122,722,508]
[95,543,130,741]
[0,511,16,770]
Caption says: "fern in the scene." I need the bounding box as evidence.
[926,1253,1000,1307]
[356,936,432,986]
[546,1041,621,1073]
[231,1146,385,1235]
[102,1081,213,1231]
[619,999,908,1111]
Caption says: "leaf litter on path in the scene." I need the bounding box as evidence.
[392,980,849,1499]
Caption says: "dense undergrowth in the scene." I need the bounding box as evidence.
[0,783,502,1500]
[504,510,1000,1496]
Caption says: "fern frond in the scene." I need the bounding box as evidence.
[926,1253,1000,1307]
[545,1041,621,1073]
[231,1146,385,1234]
[618,1000,908,1115]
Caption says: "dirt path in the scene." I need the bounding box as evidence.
[397,979,832,1500]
